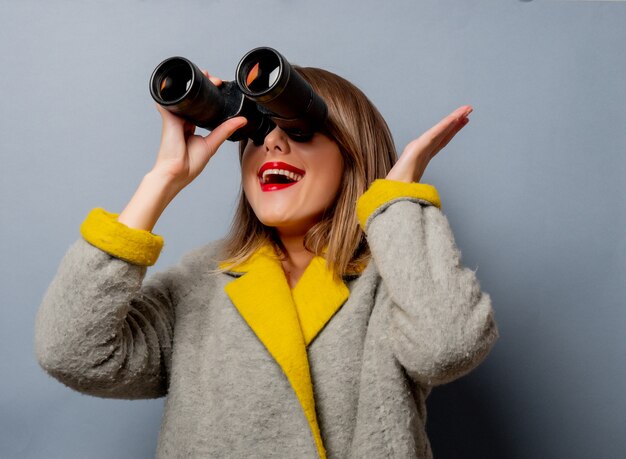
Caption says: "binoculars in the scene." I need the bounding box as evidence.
[149,47,328,145]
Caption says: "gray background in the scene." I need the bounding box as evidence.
[1,0,625,458]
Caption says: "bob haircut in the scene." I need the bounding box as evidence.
[219,66,397,278]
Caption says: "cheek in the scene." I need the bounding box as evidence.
[240,152,258,195]
[327,153,345,193]
[241,176,259,214]
[313,158,344,208]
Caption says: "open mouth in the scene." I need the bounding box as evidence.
[258,161,305,192]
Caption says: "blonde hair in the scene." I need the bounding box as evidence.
[219,66,397,277]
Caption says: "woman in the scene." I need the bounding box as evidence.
[35,64,498,458]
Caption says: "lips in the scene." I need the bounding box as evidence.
[258,161,306,192]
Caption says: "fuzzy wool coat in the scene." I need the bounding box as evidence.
[35,180,498,458]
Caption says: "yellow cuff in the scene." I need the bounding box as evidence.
[356,179,441,230]
[79,208,164,266]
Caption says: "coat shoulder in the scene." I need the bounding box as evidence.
[177,239,225,268]
[146,239,226,292]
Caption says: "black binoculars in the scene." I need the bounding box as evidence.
[149,47,328,145]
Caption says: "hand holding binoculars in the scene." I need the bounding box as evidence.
[149,47,328,145]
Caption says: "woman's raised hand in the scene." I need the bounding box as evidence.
[117,71,246,232]
[151,71,247,192]
[386,105,472,183]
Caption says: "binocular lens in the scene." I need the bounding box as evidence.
[242,54,281,94]
[235,47,328,140]
[150,48,327,143]
[155,63,193,103]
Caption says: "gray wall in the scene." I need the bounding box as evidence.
[1,1,624,457]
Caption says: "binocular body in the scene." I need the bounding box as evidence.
[149,47,328,145]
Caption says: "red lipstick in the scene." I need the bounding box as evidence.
[258,161,305,192]
[258,161,306,177]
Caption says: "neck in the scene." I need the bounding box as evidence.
[276,231,315,288]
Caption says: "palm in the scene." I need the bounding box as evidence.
[386,105,473,183]
[154,105,245,189]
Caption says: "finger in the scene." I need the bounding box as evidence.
[415,119,457,154]
[155,103,185,127]
[155,103,168,116]
[436,116,469,152]
[423,105,473,146]
[400,107,472,164]
[201,117,248,152]
[201,69,223,87]
[452,105,473,119]
[403,119,457,161]
[435,106,469,130]
[183,121,196,141]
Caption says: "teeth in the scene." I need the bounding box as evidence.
[261,168,303,184]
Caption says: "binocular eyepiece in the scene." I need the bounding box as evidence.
[149,47,328,144]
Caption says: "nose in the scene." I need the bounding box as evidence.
[263,127,290,154]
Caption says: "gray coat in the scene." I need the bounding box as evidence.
[35,196,498,458]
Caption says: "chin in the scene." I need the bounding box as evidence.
[253,209,288,226]
[257,215,295,229]
[255,211,318,235]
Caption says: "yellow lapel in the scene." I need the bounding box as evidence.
[219,245,331,459]
[292,256,350,346]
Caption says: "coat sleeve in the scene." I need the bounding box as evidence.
[34,208,176,399]
[357,180,498,386]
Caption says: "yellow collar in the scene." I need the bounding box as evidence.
[218,245,350,459]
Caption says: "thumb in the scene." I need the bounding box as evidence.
[156,103,186,129]
[202,116,248,151]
